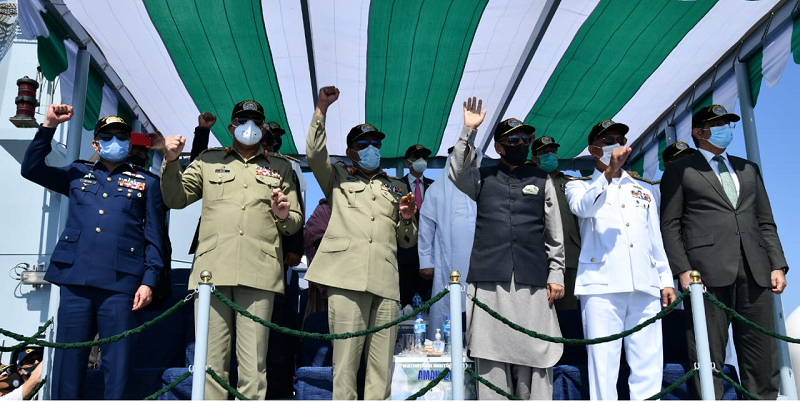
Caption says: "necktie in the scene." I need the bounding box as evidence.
[712,155,738,206]
[414,178,422,210]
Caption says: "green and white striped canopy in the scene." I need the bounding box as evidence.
[17,0,800,177]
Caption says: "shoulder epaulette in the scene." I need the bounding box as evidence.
[134,166,159,179]
[627,170,657,185]
[564,174,591,181]
[75,159,94,166]
[200,147,226,154]
[281,154,301,163]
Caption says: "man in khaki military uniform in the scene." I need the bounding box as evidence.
[304,86,418,400]
[529,136,585,310]
[161,100,303,400]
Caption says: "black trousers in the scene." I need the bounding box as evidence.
[684,249,779,399]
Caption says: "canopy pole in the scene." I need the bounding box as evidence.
[42,46,91,401]
[395,160,405,180]
[734,59,797,400]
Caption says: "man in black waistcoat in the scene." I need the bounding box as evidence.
[449,97,565,400]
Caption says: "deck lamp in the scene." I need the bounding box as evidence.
[10,76,39,128]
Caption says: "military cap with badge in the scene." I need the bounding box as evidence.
[662,141,697,165]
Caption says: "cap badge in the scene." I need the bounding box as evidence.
[242,101,258,111]
[105,116,124,124]
[541,137,552,144]
[601,120,613,128]
[361,124,376,133]
[712,105,727,115]
[269,122,281,129]
[676,142,688,150]
[508,119,522,127]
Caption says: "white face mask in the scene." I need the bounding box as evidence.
[410,158,427,173]
[597,144,621,166]
[234,120,263,146]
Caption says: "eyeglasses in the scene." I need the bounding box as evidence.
[500,134,533,146]
[97,132,131,142]
[597,135,627,146]
[354,139,382,150]
[233,117,264,127]
[702,122,736,130]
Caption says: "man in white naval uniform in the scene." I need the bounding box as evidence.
[418,146,478,339]
[566,120,676,400]
[451,97,565,400]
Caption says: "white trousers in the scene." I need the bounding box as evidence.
[581,292,663,400]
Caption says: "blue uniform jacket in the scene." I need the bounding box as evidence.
[21,126,166,295]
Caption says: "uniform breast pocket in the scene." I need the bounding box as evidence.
[255,175,282,200]
[380,190,400,218]
[341,182,366,207]
[71,182,99,205]
[207,171,237,201]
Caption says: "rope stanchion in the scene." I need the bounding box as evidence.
[704,291,800,343]
[214,288,449,340]
[645,369,697,400]
[713,369,759,400]
[0,319,53,352]
[206,367,248,400]
[0,292,194,349]
[470,289,689,345]
[405,368,450,400]
[464,367,520,400]
[24,378,45,400]
[143,370,191,400]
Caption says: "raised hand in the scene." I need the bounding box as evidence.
[148,131,166,155]
[271,188,290,220]
[44,104,74,128]
[315,86,340,116]
[605,146,632,180]
[164,135,186,162]
[399,192,417,221]
[463,96,487,130]
[198,112,217,129]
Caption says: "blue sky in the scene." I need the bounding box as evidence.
[302,60,800,315]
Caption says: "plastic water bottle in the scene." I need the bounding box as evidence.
[443,315,451,354]
[414,314,426,353]
[411,292,423,310]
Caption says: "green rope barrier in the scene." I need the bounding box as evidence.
[24,378,45,400]
[704,291,800,344]
[470,289,688,345]
[645,368,697,400]
[405,368,450,400]
[464,367,520,400]
[206,367,249,400]
[0,319,53,352]
[0,293,193,349]
[714,369,759,400]
[143,370,191,400]
[214,288,449,340]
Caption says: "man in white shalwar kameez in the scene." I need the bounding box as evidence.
[418,147,478,339]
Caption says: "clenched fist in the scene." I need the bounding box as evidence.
[271,188,290,220]
[198,112,217,129]
[164,135,186,162]
[44,104,74,128]
[604,146,632,182]
[315,86,340,116]
[399,192,417,221]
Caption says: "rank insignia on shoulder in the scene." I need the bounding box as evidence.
[256,167,281,179]
[380,183,404,196]
[522,184,540,195]
[118,177,146,191]
[565,175,590,181]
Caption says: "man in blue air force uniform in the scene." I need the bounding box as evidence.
[20,104,166,400]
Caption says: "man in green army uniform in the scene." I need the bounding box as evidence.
[304,86,418,400]
[160,100,303,400]
[529,136,585,310]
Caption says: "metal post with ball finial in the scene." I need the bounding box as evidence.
[689,270,715,400]
[191,271,213,400]
[448,270,464,400]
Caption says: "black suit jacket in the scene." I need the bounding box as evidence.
[660,152,788,288]
[397,175,434,264]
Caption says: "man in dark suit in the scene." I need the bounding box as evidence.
[398,144,435,306]
[660,104,788,399]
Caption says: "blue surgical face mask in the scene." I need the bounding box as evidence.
[98,137,130,163]
[538,152,558,173]
[357,145,381,171]
[706,125,733,149]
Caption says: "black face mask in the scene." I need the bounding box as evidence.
[500,143,530,166]
[0,372,22,391]
[128,155,147,167]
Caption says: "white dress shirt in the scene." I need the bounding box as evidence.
[697,148,740,195]
[406,173,426,201]
[565,169,673,297]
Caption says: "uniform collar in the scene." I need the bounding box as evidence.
[348,166,388,180]
[224,146,269,162]
[592,168,633,183]
[91,159,135,174]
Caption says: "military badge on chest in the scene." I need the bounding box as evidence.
[380,183,403,196]
[631,187,651,208]
[80,172,97,186]
[255,166,281,179]
[118,176,145,198]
